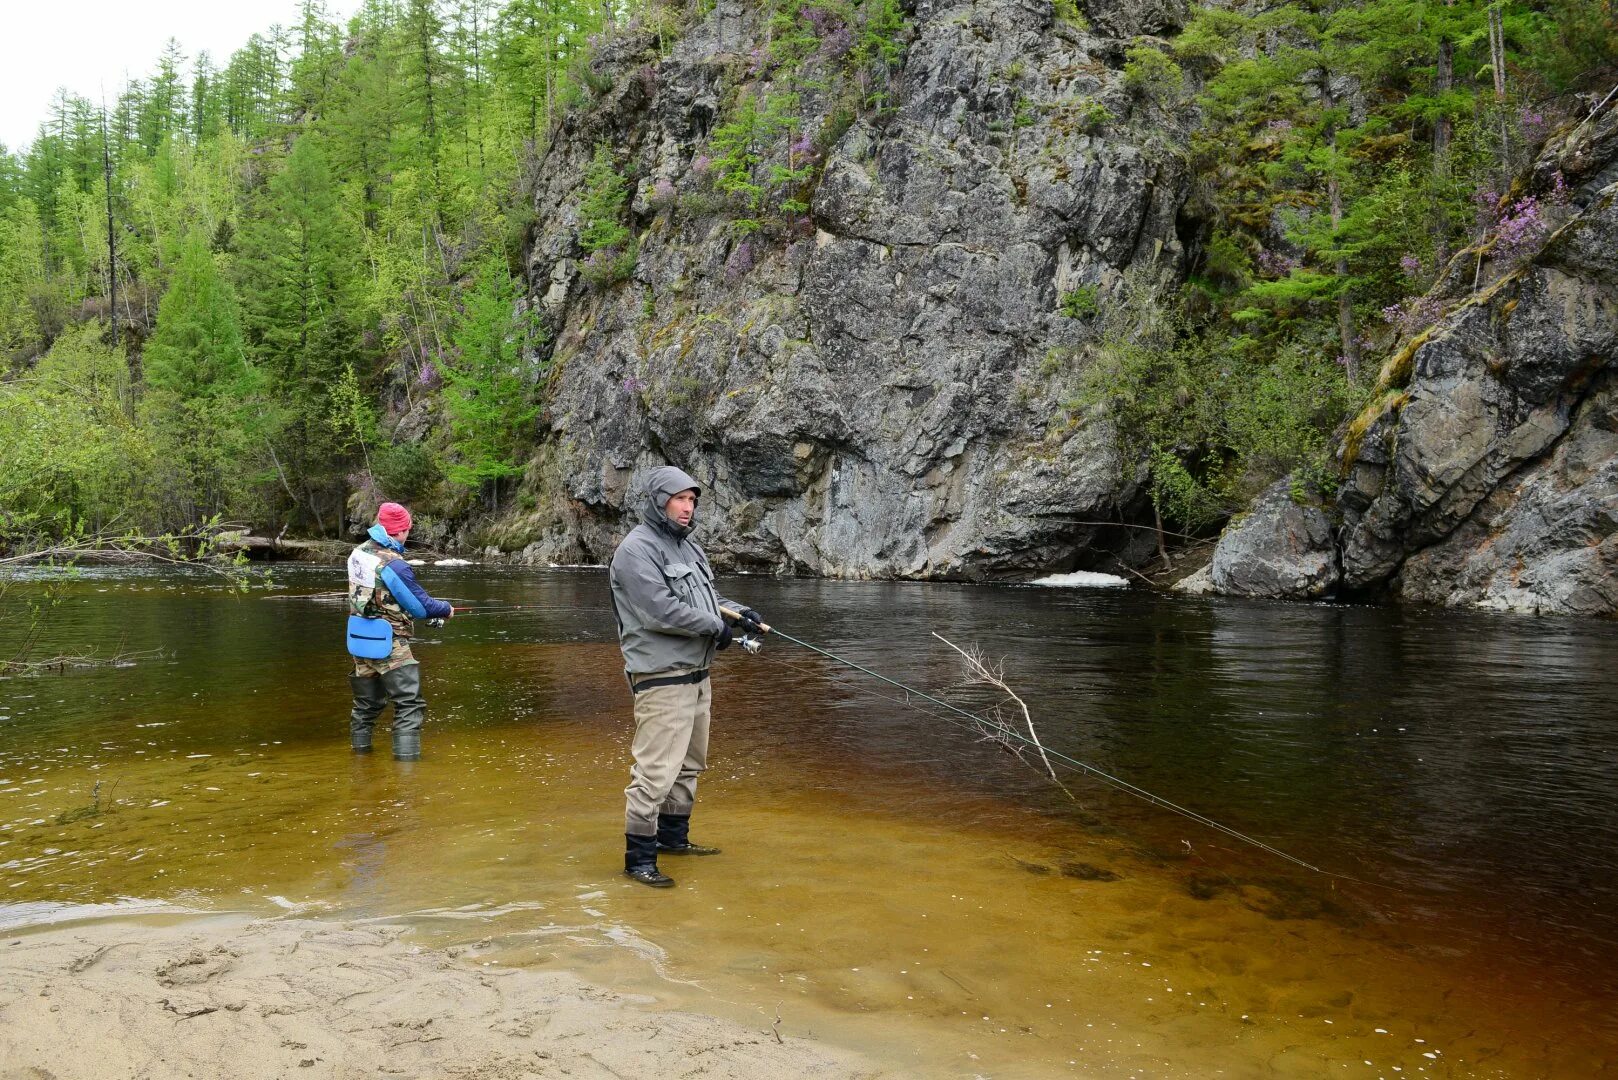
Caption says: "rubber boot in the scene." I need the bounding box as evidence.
[656,813,721,856]
[349,675,387,752]
[381,664,425,761]
[625,833,674,887]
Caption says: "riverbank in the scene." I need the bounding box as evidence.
[0,914,884,1080]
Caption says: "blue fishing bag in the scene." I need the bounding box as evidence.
[346,615,394,659]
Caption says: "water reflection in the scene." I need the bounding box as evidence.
[2,565,1616,1075]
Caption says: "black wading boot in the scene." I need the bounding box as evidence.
[349,675,387,752]
[656,813,721,856]
[381,664,425,761]
[625,833,674,887]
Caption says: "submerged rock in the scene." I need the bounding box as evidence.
[1059,860,1121,881]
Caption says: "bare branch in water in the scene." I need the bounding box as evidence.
[1,519,268,674]
[2,648,164,678]
[932,632,1075,801]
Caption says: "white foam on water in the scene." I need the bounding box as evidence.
[0,897,203,932]
[1027,571,1130,589]
[434,558,474,566]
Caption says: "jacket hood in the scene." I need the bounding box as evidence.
[367,523,404,552]
[638,465,702,539]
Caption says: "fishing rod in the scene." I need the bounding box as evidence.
[719,608,1334,877]
[441,599,535,617]
[447,605,541,618]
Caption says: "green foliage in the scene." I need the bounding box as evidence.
[0,199,49,357]
[1059,285,1100,319]
[328,364,379,460]
[1052,0,1089,31]
[0,0,1600,548]
[709,92,802,213]
[1525,0,1618,90]
[1172,0,1589,432]
[141,229,268,525]
[578,141,637,286]
[696,0,908,234]
[1123,44,1184,108]
[851,0,906,107]
[580,142,631,254]
[372,441,441,502]
[1069,97,1111,133]
[1070,274,1352,529]
[441,252,544,491]
[0,325,153,533]
[0,0,666,538]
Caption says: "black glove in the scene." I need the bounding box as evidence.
[737,607,765,634]
[715,622,734,651]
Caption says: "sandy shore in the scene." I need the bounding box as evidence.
[0,916,887,1080]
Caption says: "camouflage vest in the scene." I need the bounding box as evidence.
[347,539,415,640]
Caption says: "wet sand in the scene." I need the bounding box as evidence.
[0,915,884,1080]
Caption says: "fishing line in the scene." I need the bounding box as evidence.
[752,624,1340,878]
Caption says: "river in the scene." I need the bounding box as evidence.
[2,564,1615,1077]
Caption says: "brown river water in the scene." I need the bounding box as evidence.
[1,564,1615,1077]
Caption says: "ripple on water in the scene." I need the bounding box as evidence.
[0,566,1615,1076]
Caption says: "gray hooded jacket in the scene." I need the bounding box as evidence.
[609,466,742,676]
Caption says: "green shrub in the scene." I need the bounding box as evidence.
[578,143,637,288]
[1059,285,1101,319]
[1123,44,1184,107]
[372,442,441,502]
[1068,273,1352,530]
[1053,0,1089,30]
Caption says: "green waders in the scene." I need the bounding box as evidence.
[348,665,425,761]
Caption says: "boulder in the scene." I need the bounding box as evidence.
[1208,481,1339,600]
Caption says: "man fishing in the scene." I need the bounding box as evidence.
[609,466,764,888]
[346,501,454,761]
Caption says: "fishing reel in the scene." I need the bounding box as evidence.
[721,607,769,655]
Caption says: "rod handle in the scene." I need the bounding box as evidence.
[719,606,771,634]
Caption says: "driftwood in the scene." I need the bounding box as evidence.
[1,648,164,678]
[211,534,352,563]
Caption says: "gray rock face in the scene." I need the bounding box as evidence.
[1209,481,1339,599]
[1200,107,1618,615]
[489,0,1188,578]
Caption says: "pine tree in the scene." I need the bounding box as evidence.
[577,140,636,286]
[441,251,542,498]
[236,132,365,532]
[141,230,263,522]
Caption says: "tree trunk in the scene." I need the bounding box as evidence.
[1433,4,1455,268]
[100,106,129,416]
[1321,81,1361,384]
[1489,3,1510,180]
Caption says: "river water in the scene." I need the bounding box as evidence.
[1,564,1615,1077]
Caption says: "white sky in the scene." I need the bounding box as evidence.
[1,0,364,153]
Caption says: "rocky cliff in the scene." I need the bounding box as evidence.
[1199,106,1618,616]
[478,0,1190,578]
